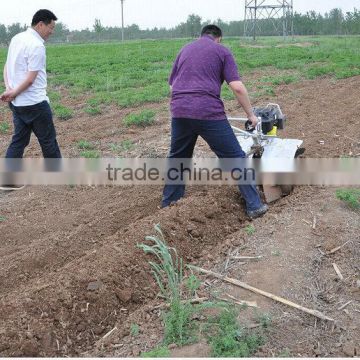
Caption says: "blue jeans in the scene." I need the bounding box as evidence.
[5,101,61,158]
[162,118,263,211]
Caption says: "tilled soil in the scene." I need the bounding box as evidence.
[0,76,359,356]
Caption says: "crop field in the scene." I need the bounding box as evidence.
[0,36,359,357]
[1,36,359,119]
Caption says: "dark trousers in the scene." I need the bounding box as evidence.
[5,101,61,158]
[162,118,263,211]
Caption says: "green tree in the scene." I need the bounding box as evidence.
[185,14,202,37]
[50,22,70,43]
[93,18,104,33]
[127,23,140,39]
[0,24,7,45]
[329,8,344,35]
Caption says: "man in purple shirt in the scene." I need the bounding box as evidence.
[162,25,268,219]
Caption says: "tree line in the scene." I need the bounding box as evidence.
[0,8,359,45]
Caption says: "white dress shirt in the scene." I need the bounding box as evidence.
[6,27,49,106]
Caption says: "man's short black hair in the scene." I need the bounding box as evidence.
[31,9,57,26]
[201,25,222,38]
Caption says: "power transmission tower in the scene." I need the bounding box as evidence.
[244,0,294,40]
[120,0,125,41]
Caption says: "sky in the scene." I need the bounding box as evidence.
[0,0,358,30]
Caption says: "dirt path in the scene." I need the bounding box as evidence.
[0,76,359,356]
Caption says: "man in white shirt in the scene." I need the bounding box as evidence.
[1,9,61,160]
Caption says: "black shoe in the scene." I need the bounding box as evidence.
[0,184,25,191]
[246,204,268,219]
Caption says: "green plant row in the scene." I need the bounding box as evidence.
[1,36,358,115]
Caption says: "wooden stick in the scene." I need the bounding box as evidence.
[95,326,118,347]
[232,255,263,260]
[190,265,334,322]
[337,300,352,311]
[327,241,350,255]
[312,216,317,230]
[225,294,258,308]
[332,263,344,281]
[224,249,231,271]
[219,297,258,308]
[102,326,117,340]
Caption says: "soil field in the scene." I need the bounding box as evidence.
[0,72,360,355]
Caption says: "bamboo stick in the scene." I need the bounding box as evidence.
[190,265,334,322]
[332,263,344,281]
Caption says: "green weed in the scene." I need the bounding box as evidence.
[121,139,134,151]
[270,75,299,85]
[0,216,6,222]
[110,140,135,152]
[336,188,360,210]
[109,140,134,153]
[164,300,196,345]
[130,323,140,337]
[77,140,95,150]
[53,104,73,120]
[0,122,10,134]
[264,86,275,96]
[109,143,121,153]
[221,85,234,100]
[123,110,156,127]
[206,306,264,357]
[138,225,195,346]
[245,224,256,236]
[140,346,170,358]
[48,90,61,102]
[139,225,269,355]
[84,105,102,115]
[80,150,100,158]
[185,273,201,298]
[255,312,272,328]
[271,250,281,257]
[138,224,183,300]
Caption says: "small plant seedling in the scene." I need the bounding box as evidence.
[123,110,156,127]
[53,104,73,120]
[185,273,201,297]
[207,306,264,357]
[85,105,101,115]
[77,140,95,150]
[80,150,100,158]
[130,323,140,337]
[271,250,281,257]
[109,140,134,153]
[141,346,170,358]
[0,123,10,134]
[245,224,256,235]
[121,139,134,151]
[255,312,272,328]
[109,143,121,153]
[336,188,360,210]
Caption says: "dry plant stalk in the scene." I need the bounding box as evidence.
[191,266,334,322]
